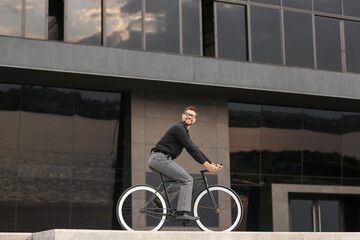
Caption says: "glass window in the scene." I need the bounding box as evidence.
[344,21,360,74]
[106,0,142,50]
[20,86,74,153]
[250,6,282,64]
[343,0,360,18]
[315,17,342,71]
[314,0,342,15]
[229,103,261,184]
[0,0,22,37]
[283,0,312,10]
[261,106,302,178]
[216,3,247,61]
[250,0,280,5]
[290,199,314,232]
[25,0,46,39]
[0,84,20,150]
[303,109,342,184]
[67,0,101,45]
[342,112,360,183]
[182,0,201,55]
[145,0,179,53]
[284,11,314,68]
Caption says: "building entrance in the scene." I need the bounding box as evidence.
[290,198,341,232]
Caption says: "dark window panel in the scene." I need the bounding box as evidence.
[261,175,302,184]
[182,0,201,56]
[343,0,360,18]
[229,103,261,128]
[342,112,360,179]
[345,21,360,74]
[71,180,113,229]
[0,178,17,231]
[283,0,312,10]
[302,176,341,185]
[67,0,101,45]
[250,6,282,64]
[145,0,179,53]
[303,150,342,178]
[284,11,314,68]
[25,0,46,39]
[0,0,22,37]
[216,3,247,61]
[229,103,261,176]
[314,0,342,14]
[315,17,342,71]
[290,199,314,231]
[106,0,142,50]
[0,84,20,111]
[250,0,280,5]
[262,105,303,129]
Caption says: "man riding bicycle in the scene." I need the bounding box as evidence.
[148,106,223,221]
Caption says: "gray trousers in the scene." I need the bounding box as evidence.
[148,152,193,212]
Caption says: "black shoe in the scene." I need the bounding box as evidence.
[176,213,200,221]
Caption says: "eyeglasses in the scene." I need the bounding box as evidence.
[183,112,197,118]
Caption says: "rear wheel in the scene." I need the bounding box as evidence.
[116,185,167,231]
[193,185,243,232]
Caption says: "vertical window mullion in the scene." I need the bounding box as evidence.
[22,0,26,37]
[142,0,146,50]
[64,0,68,42]
[280,8,286,65]
[247,4,252,62]
[179,0,183,54]
[199,0,203,56]
[214,2,218,58]
[312,13,317,69]
[340,20,346,72]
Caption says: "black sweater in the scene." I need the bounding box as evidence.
[153,121,212,164]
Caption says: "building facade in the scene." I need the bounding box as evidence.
[1,0,360,232]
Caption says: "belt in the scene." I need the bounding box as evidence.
[151,149,171,158]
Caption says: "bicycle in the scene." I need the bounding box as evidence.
[116,169,243,232]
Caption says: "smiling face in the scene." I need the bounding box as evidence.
[182,109,197,128]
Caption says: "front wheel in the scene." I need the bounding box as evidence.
[116,185,167,231]
[193,185,243,232]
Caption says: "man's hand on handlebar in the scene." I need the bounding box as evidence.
[203,161,223,172]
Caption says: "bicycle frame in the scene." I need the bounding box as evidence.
[147,170,219,220]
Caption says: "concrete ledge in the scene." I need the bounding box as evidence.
[30,229,360,240]
[0,233,32,240]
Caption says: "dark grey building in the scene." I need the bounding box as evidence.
[1,0,360,233]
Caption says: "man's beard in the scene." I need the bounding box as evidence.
[182,119,191,127]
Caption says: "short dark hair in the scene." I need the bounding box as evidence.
[184,106,197,114]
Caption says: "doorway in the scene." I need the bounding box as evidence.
[289,197,342,232]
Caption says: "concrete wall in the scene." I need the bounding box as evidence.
[131,90,230,187]
[1,36,360,101]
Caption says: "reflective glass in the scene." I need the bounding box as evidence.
[0,84,20,150]
[16,178,71,231]
[0,0,22,37]
[303,109,342,181]
[283,0,312,10]
[145,0,179,53]
[216,3,247,61]
[0,178,17,231]
[106,0,142,49]
[318,200,340,232]
[261,106,303,176]
[182,0,201,55]
[20,86,74,153]
[67,0,101,45]
[25,0,46,39]
[284,11,314,68]
[251,6,282,64]
[314,0,342,14]
[343,0,360,18]
[250,0,280,5]
[229,103,261,178]
[342,112,360,181]
[71,180,114,229]
[345,21,360,74]
[315,17,342,71]
[74,90,121,157]
[290,199,314,231]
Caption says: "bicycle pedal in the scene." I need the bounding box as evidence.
[182,220,191,227]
